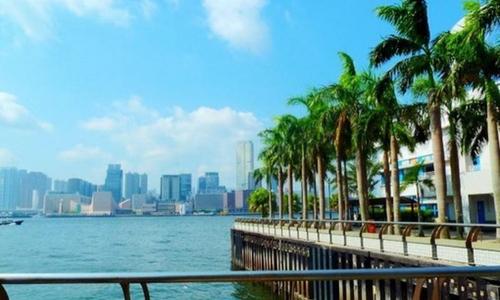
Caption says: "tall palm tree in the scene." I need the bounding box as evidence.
[275,115,300,220]
[444,1,500,237]
[325,53,382,221]
[370,0,449,225]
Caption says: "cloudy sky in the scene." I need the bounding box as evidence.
[0,0,464,190]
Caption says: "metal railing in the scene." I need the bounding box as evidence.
[1,266,500,300]
[235,218,500,264]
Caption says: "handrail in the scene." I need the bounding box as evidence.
[235,217,500,229]
[0,266,499,284]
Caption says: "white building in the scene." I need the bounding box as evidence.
[373,119,498,224]
[43,193,90,215]
[236,141,254,190]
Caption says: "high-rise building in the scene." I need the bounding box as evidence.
[19,171,52,209]
[160,175,180,202]
[53,180,67,193]
[67,178,96,198]
[205,172,219,193]
[0,168,21,210]
[236,141,254,190]
[140,173,148,194]
[179,173,192,201]
[125,172,140,199]
[104,164,123,203]
[198,176,206,194]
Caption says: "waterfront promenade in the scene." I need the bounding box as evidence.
[232,218,500,299]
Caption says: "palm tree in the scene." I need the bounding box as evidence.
[275,115,300,220]
[370,0,449,225]
[444,0,500,238]
[324,53,382,221]
[248,188,277,218]
[253,162,275,219]
[401,162,434,236]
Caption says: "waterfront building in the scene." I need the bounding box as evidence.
[194,193,224,211]
[236,141,254,191]
[53,180,67,193]
[198,172,226,194]
[235,189,252,211]
[18,171,52,209]
[197,176,206,194]
[160,175,180,201]
[372,120,498,224]
[124,172,141,199]
[179,173,192,201]
[81,191,114,216]
[103,164,123,203]
[131,194,147,212]
[43,193,90,215]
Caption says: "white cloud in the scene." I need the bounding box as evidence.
[81,116,118,132]
[141,0,157,19]
[0,0,131,40]
[202,0,270,53]
[0,92,53,131]
[59,144,109,161]
[80,96,262,188]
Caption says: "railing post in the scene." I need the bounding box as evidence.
[120,282,131,300]
[140,283,151,300]
[465,226,482,266]
[0,284,9,300]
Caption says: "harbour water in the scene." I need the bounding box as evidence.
[0,216,274,299]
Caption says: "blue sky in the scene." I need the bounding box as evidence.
[0,0,465,191]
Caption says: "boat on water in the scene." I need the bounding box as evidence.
[0,219,23,226]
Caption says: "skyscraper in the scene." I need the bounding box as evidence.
[124,172,140,199]
[160,175,180,202]
[236,141,254,190]
[67,178,97,198]
[205,172,219,193]
[0,168,21,210]
[140,173,148,194]
[179,173,192,201]
[198,176,206,194]
[104,164,123,203]
[19,171,52,208]
[53,180,67,193]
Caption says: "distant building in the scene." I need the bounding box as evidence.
[125,172,141,199]
[236,141,254,191]
[194,193,224,211]
[139,173,148,194]
[235,189,252,211]
[53,180,67,193]
[156,202,176,215]
[67,178,96,198]
[84,191,114,216]
[119,199,132,209]
[131,194,147,212]
[179,173,192,201]
[198,176,206,194]
[223,191,236,212]
[160,175,181,201]
[197,172,226,194]
[0,168,22,210]
[43,193,90,215]
[104,164,123,203]
[205,172,219,192]
[0,168,51,210]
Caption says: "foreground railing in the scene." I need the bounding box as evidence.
[1,266,500,300]
[235,218,500,265]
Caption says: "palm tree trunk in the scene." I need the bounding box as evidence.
[449,136,464,237]
[355,148,369,221]
[343,159,349,219]
[336,158,344,220]
[301,149,307,221]
[268,176,273,219]
[278,169,284,220]
[429,102,448,224]
[383,149,393,222]
[317,154,326,220]
[485,80,500,239]
[312,179,317,219]
[287,164,293,220]
[390,135,401,234]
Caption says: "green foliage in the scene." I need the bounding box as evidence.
[282,193,301,215]
[248,188,277,217]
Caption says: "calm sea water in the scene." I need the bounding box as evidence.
[0,216,275,299]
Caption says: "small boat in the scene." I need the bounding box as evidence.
[0,220,23,226]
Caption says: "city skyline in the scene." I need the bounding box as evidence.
[0,1,465,190]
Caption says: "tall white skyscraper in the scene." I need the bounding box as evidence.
[236,141,254,190]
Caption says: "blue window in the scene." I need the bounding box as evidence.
[472,155,480,171]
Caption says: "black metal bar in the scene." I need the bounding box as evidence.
[140,282,150,300]
[0,284,8,300]
[120,282,130,300]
